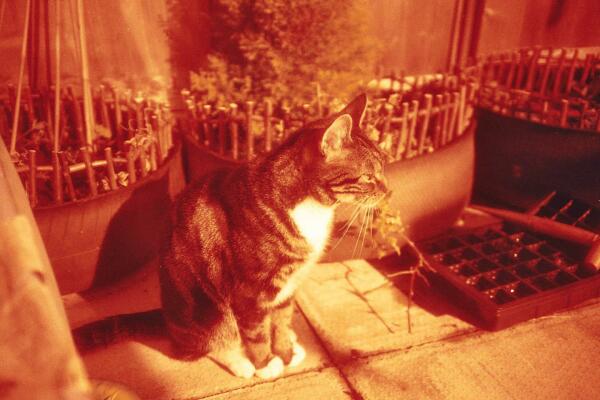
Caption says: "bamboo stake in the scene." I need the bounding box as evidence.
[541,101,549,124]
[432,94,443,148]
[9,0,32,155]
[112,88,124,147]
[59,151,76,201]
[229,103,239,160]
[51,151,63,203]
[552,48,567,96]
[138,145,148,178]
[75,0,94,147]
[126,147,137,185]
[457,85,466,135]
[417,94,432,154]
[514,49,526,89]
[403,100,419,159]
[525,47,540,91]
[28,149,37,207]
[383,103,393,138]
[264,99,273,152]
[580,54,593,85]
[441,92,452,145]
[559,99,569,128]
[579,101,588,130]
[447,92,460,143]
[104,147,118,190]
[246,101,255,160]
[315,83,322,117]
[53,0,61,153]
[539,48,553,95]
[149,141,158,171]
[565,49,579,94]
[99,86,111,131]
[67,86,85,145]
[81,146,97,196]
[505,52,517,88]
[216,107,226,155]
[202,104,211,147]
[394,102,409,160]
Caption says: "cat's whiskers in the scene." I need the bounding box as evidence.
[353,204,370,258]
[329,202,365,252]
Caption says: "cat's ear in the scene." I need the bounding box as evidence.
[340,93,368,128]
[321,114,352,159]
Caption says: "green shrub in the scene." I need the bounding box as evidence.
[189,0,380,107]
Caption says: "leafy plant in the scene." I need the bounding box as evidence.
[187,0,380,107]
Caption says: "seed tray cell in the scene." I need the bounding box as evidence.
[535,192,600,234]
[420,222,600,330]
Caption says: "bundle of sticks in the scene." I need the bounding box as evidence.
[476,47,600,131]
[180,72,479,163]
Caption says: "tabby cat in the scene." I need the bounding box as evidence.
[159,93,388,379]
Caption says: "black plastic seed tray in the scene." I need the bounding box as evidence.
[420,222,600,330]
[534,191,600,234]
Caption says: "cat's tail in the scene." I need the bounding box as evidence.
[71,309,165,351]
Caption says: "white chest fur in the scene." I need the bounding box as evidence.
[273,198,335,305]
[290,197,335,258]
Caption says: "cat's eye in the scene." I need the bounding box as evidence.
[358,175,375,184]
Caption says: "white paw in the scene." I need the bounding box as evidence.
[255,356,284,380]
[229,358,256,379]
[289,342,306,368]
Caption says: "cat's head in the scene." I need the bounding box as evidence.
[312,94,389,206]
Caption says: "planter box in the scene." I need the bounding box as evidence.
[35,144,185,294]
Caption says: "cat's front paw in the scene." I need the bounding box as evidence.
[255,356,284,380]
[229,357,256,379]
[289,341,306,368]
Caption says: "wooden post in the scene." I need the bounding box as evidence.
[457,86,466,135]
[202,104,211,147]
[59,152,76,201]
[9,0,32,155]
[403,100,419,159]
[28,150,37,207]
[433,94,443,148]
[565,49,579,94]
[139,145,149,178]
[394,102,409,160]
[53,0,61,153]
[579,101,588,130]
[126,147,137,185]
[104,147,118,190]
[417,94,432,154]
[447,92,460,143]
[264,99,273,152]
[217,107,227,155]
[505,52,517,88]
[580,54,593,85]
[539,48,553,95]
[99,85,111,131]
[0,139,91,400]
[559,99,569,128]
[552,48,567,96]
[525,47,540,91]
[81,146,98,196]
[246,101,255,160]
[67,86,85,146]
[51,151,63,204]
[76,0,95,147]
[229,103,239,160]
[112,87,124,148]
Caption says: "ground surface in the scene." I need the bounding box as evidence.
[80,257,600,400]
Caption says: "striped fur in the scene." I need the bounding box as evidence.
[159,94,388,377]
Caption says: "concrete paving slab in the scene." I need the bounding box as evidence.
[296,260,475,361]
[82,309,330,400]
[204,368,352,400]
[342,299,600,400]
